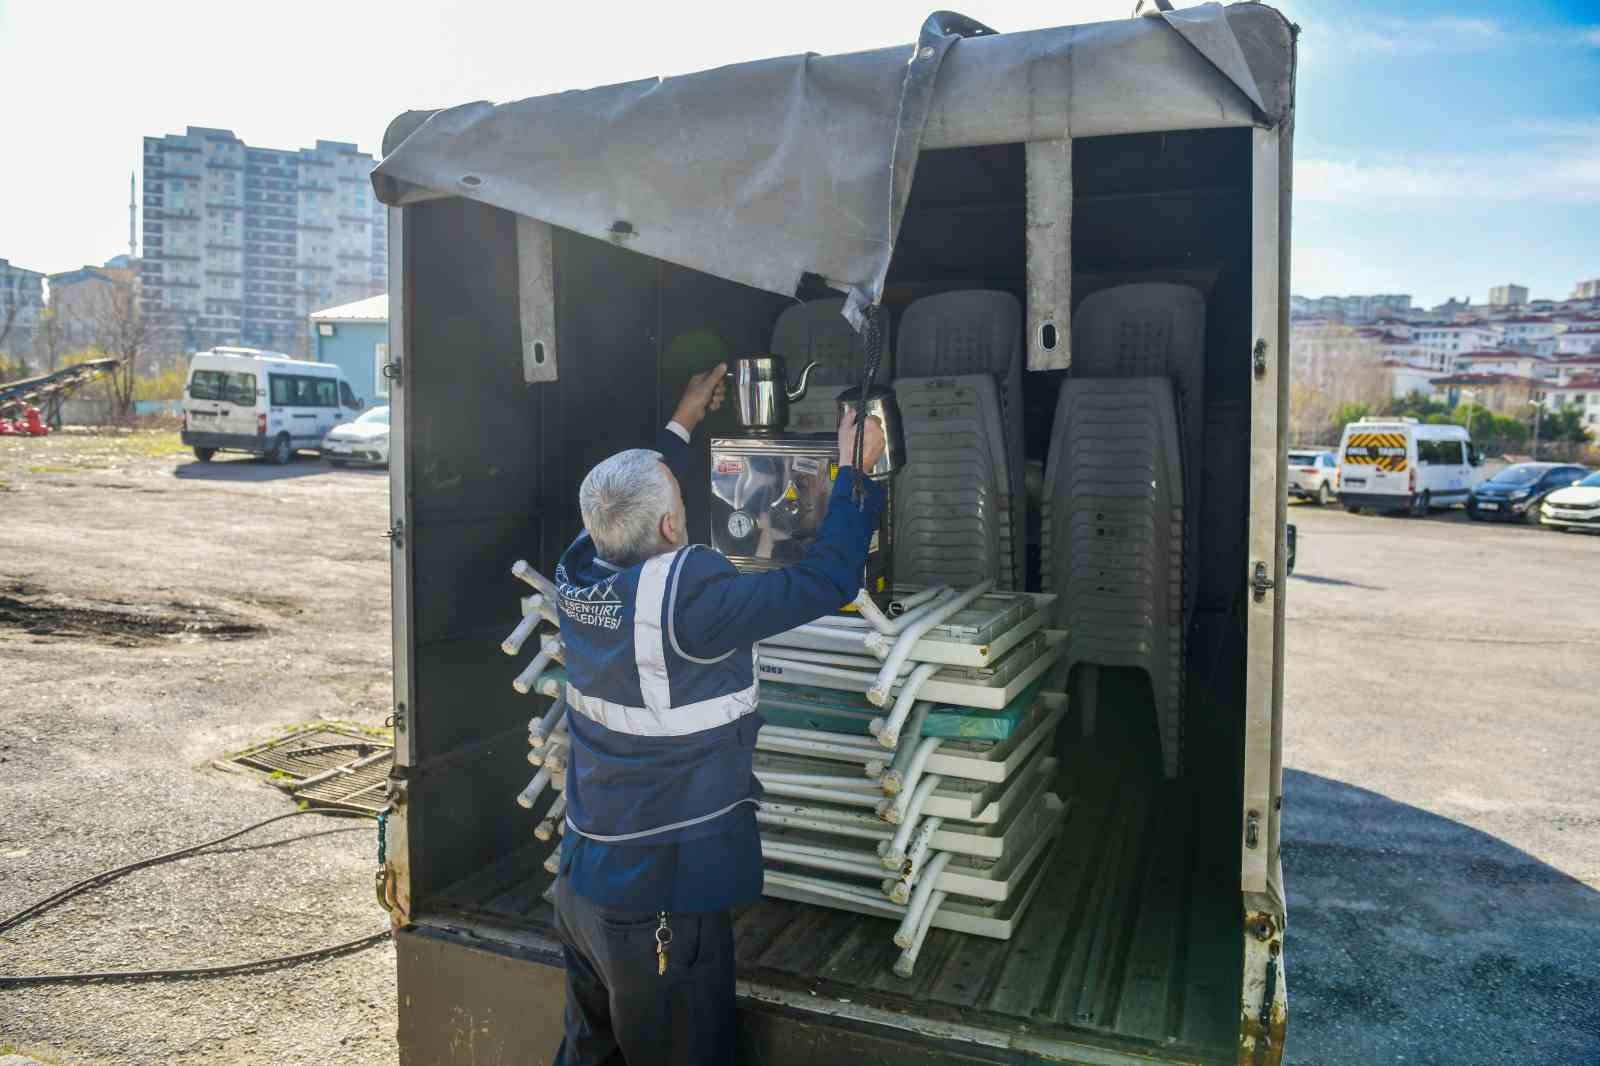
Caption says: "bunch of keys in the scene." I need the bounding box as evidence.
[655,912,673,976]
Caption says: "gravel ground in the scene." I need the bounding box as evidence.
[1,433,396,1065]
[2,432,1597,1065]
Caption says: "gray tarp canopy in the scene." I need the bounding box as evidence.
[373,2,1291,326]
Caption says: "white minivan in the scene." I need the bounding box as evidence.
[1335,417,1479,515]
[182,347,363,464]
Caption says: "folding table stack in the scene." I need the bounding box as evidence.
[751,582,1069,976]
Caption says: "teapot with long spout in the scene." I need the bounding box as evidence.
[727,355,820,432]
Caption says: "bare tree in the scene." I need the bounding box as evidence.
[85,277,169,421]
[0,300,21,380]
[32,306,68,373]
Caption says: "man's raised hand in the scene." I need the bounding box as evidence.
[837,408,887,473]
[672,363,728,433]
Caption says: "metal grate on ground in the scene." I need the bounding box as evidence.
[222,725,394,813]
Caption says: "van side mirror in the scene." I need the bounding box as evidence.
[1468,448,1484,467]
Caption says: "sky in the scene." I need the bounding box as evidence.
[0,0,1595,308]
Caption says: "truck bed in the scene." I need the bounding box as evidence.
[427,725,1242,1063]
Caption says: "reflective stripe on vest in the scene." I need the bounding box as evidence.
[565,680,759,738]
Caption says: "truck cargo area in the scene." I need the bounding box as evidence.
[427,680,1242,1061]
[392,121,1265,1064]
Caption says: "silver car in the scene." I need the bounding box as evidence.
[1287,449,1337,505]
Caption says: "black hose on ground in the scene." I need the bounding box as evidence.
[0,807,392,987]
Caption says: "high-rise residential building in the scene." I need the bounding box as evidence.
[1488,283,1528,307]
[140,126,386,358]
[0,257,47,358]
[1573,279,1600,301]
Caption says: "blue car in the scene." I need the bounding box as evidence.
[1466,462,1589,524]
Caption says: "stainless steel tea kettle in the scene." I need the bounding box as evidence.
[728,355,819,432]
[836,384,907,479]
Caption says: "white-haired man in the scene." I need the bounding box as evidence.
[549,363,885,1066]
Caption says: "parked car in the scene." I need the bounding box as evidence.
[182,347,365,464]
[1287,449,1337,504]
[1335,417,1478,515]
[320,405,390,467]
[1540,470,1600,532]
[1465,462,1588,524]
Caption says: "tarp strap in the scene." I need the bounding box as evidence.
[843,10,998,331]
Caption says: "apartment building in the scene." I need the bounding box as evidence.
[1487,283,1528,307]
[1412,324,1501,369]
[1493,316,1565,355]
[1545,374,1600,428]
[0,257,46,357]
[1287,292,1412,323]
[1573,279,1600,301]
[1556,327,1600,357]
[140,126,386,358]
[1452,349,1556,380]
[1429,372,1544,414]
[46,261,140,348]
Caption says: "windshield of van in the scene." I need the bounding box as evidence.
[190,370,257,405]
[1486,465,1543,485]
[1287,452,1317,465]
[356,406,389,425]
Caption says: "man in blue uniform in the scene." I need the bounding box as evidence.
[550,363,886,1066]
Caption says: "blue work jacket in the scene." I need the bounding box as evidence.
[554,423,884,913]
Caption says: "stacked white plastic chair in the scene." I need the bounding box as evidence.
[769,297,893,435]
[1065,283,1205,628]
[892,291,1026,591]
[1041,378,1186,778]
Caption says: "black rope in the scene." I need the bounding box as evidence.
[0,808,391,987]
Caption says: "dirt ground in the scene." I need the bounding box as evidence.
[1,431,397,1065]
[2,430,1597,1065]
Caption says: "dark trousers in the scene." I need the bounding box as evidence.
[552,874,737,1066]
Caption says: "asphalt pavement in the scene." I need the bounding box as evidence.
[1281,500,1599,1065]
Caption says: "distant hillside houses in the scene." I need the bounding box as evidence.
[1290,280,1600,428]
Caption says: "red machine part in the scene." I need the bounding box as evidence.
[0,406,51,436]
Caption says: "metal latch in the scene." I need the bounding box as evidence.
[381,357,403,383]
[384,519,405,549]
[1252,339,1268,379]
[385,701,407,733]
[1251,561,1275,603]
[1245,809,1261,849]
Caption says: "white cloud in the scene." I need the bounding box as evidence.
[1302,15,1507,58]
[1585,26,1600,46]
[1296,146,1600,206]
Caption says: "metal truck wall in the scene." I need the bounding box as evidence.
[394,198,792,905]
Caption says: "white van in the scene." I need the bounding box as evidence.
[181,347,363,464]
[1335,417,1479,515]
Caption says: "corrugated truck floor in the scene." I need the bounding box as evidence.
[429,728,1242,1062]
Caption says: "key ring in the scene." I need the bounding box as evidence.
[655,925,673,949]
